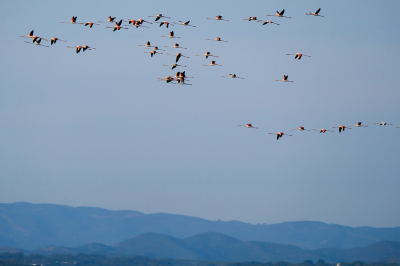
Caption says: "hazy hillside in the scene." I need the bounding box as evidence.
[28,232,400,263]
[1,202,400,250]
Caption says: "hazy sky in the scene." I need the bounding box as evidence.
[1,0,400,228]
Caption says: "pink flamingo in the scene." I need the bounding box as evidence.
[306,8,324,17]
[313,129,333,133]
[244,17,262,22]
[196,51,218,59]
[162,31,180,38]
[24,38,49,47]
[275,75,293,82]
[349,122,368,127]
[106,20,129,31]
[207,15,229,21]
[267,9,291,19]
[167,52,189,62]
[62,16,78,24]
[163,63,187,70]
[203,61,221,66]
[148,14,171,22]
[269,132,292,140]
[50,37,66,45]
[374,122,393,126]
[144,50,162,57]
[238,124,258,129]
[221,74,244,79]
[98,16,117,23]
[20,30,47,42]
[261,20,279,25]
[291,126,310,131]
[206,37,228,42]
[164,43,187,49]
[287,53,311,60]
[173,20,196,27]
[332,125,351,133]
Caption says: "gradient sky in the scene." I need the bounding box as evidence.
[1,0,400,228]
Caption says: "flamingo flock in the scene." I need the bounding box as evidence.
[20,9,399,135]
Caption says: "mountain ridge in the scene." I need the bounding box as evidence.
[1,202,400,250]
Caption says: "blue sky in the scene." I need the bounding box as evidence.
[1,0,400,227]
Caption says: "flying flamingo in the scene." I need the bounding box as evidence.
[238,124,258,129]
[349,122,368,127]
[174,71,193,79]
[275,75,293,82]
[332,125,351,133]
[157,21,173,28]
[167,52,189,62]
[144,50,162,57]
[82,45,94,52]
[267,9,291,18]
[203,61,221,66]
[196,51,218,59]
[148,14,171,21]
[67,45,83,53]
[291,126,311,131]
[244,17,262,22]
[173,76,192,85]
[50,37,67,45]
[221,74,244,79]
[158,76,175,83]
[162,31,180,38]
[207,15,229,21]
[374,122,393,126]
[173,20,196,27]
[139,41,156,48]
[261,20,279,25]
[62,16,78,24]
[24,38,49,47]
[287,53,311,60]
[106,20,129,31]
[147,46,165,51]
[98,16,116,23]
[306,8,324,17]
[83,22,99,28]
[269,132,292,140]
[20,30,47,42]
[206,37,228,42]
[163,63,187,70]
[164,43,187,49]
[313,129,333,133]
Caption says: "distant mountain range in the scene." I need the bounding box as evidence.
[1,202,400,251]
[19,232,400,263]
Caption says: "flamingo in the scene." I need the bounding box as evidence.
[269,132,292,140]
[163,63,187,70]
[207,15,229,21]
[148,14,171,21]
[161,31,180,38]
[173,20,196,27]
[98,16,116,23]
[261,20,279,25]
[221,74,244,79]
[139,41,156,47]
[275,75,293,82]
[238,124,258,129]
[24,38,49,47]
[144,50,162,57]
[196,51,218,59]
[157,21,173,28]
[164,43,187,49]
[267,9,291,18]
[313,129,333,133]
[158,76,175,83]
[287,53,311,60]
[167,52,189,62]
[173,76,192,85]
[62,16,78,24]
[106,20,129,31]
[244,17,262,22]
[203,61,221,66]
[374,122,393,126]
[332,125,351,133]
[174,71,193,79]
[349,122,368,127]
[291,126,311,131]
[20,30,47,42]
[50,37,67,45]
[82,45,95,52]
[206,37,228,42]
[67,45,83,54]
[83,22,99,28]
[306,8,324,17]
[147,46,165,51]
